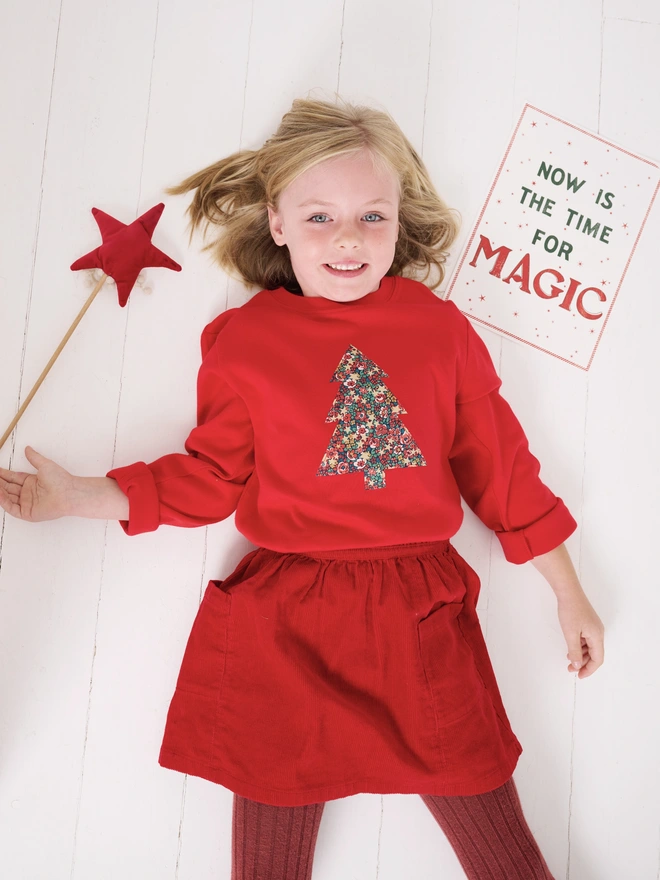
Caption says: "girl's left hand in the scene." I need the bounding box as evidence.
[556,591,605,678]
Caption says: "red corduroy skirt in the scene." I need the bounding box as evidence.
[158,539,522,806]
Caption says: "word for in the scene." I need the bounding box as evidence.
[468,234,604,319]
[530,228,573,260]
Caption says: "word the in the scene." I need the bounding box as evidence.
[520,187,555,216]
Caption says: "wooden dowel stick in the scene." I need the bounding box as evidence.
[0,273,109,452]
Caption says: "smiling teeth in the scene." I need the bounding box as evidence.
[327,263,364,270]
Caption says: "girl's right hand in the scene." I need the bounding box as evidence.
[0,446,74,523]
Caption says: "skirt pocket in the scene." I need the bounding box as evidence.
[160,580,234,767]
[174,579,233,698]
[418,601,483,727]
[417,600,521,776]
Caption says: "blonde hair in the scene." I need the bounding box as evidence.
[165,92,460,293]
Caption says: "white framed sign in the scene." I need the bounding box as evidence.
[444,104,660,370]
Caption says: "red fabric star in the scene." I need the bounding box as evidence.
[70,202,181,307]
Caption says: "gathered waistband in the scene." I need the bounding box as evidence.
[273,539,453,562]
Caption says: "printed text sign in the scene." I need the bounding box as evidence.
[444,104,660,370]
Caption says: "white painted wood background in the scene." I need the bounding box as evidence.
[1,1,658,877]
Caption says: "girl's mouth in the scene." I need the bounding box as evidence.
[323,263,368,278]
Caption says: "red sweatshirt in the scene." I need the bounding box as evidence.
[106,274,577,563]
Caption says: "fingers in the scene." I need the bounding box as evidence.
[583,630,605,667]
[0,485,21,519]
[0,466,27,485]
[565,644,603,678]
[0,467,28,520]
[0,481,20,501]
[572,658,598,678]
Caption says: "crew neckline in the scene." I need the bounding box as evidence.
[267,274,399,311]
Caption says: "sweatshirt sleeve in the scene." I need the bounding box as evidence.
[105,309,254,536]
[446,304,577,564]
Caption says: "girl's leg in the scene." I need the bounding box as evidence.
[420,776,555,880]
[231,793,325,880]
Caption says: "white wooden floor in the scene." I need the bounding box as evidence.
[1,1,659,877]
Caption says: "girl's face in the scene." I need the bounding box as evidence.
[267,148,400,302]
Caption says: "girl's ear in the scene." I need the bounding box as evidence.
[267,204,285,246]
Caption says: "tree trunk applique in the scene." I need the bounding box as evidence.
[316,344,427,490]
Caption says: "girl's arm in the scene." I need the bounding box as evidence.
[531,542,605,679]
[444,303,604,677]
[0,313,252,532]
[103,310,254,536]
[0,450,128,524]
[66,475,130,521]
[446,301,578,565]
[530,542,581,598]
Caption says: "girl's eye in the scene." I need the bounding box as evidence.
[308,213,385,223]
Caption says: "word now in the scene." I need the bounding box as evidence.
[537,162,586,193]
[469,234,605,319]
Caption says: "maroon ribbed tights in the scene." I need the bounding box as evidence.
[231,776,555,879]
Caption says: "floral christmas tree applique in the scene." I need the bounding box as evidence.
[316,344,427,490]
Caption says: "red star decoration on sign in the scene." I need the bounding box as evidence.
[70,203,181,307]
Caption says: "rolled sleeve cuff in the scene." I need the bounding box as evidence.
[494,496,578,564]
[105,461,160,536]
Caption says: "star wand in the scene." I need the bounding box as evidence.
[0,203,181,451]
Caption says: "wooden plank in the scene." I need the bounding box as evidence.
[65,1,257,878]
[604,0,660,24]
[567,16,660,880]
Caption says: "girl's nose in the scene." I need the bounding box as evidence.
[333,220,363,246]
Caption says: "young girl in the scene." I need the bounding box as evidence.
[0,95,604,879]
